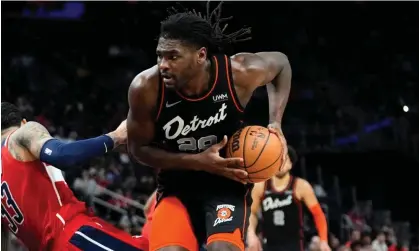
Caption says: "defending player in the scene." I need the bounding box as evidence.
[1,102,146,251]
[126,2,291,251]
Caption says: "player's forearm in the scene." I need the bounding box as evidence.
[309,204,328,242]
[129,144,197,170]
[274,72,291,124]
[39,135,115,168]
[272,58,291,124]
[257,52,292,124]
[248,213,259,235]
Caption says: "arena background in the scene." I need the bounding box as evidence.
[2,1,419,251]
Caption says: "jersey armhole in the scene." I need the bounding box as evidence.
[225,55,245,113]
[154,76,165,121]
[291,177,301,201]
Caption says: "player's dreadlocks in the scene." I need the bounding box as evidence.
[160,1,252,56]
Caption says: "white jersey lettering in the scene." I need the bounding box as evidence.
[262,195,293,211]
[163,103,228,140]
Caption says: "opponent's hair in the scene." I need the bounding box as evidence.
[287,145,298,165]
[1,102,23,130]
[160,1,252,56]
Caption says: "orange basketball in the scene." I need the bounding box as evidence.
[226,126,284,183]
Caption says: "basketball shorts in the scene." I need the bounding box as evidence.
[51,213,147,251]
[150,189,252,251]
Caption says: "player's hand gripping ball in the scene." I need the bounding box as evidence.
[226,126,285,183]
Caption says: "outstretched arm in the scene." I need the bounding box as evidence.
[13,121,125,169]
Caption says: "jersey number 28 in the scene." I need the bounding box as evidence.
[1,182,24,234]
[177,135,218,152]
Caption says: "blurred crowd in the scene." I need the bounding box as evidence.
[2,2,419,251]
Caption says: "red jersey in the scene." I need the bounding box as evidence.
[1,135,86,250]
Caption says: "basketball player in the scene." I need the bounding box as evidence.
[247,147,331,251]
[1,102,147,251]
[126,2,291,251]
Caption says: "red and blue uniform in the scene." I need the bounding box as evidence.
[1,133,147,251]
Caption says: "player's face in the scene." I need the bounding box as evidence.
[275,155,292,178]
[157,38,206,88]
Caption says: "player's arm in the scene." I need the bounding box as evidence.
[296,178,328,243]
[126,71,197,170]
[232,52,291,125]
[247,182,264,237]
[254,52,291,125]
[143,190,157,215]
[13,121,125,168]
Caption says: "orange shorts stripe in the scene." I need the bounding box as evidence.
[207,228,245,251]
[149,196,199,251]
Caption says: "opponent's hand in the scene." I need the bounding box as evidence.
[268,122,288,170]
[108,120,127,148]
[192,135,248,183]
[246,231,263,251]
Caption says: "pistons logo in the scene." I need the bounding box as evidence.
[213,204,235,227]
[217,208,232,220]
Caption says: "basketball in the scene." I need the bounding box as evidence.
[226,126,284,183]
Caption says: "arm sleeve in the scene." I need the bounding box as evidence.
[39,135,114,168]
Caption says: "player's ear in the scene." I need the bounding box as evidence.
[21,119,27,125]
[197,47,207,64]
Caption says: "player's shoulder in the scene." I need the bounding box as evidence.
[130,65,160,91]
[9,121,41,142]
[230,52,268,88]
[129,65,160,106]
[294,177,313,191]
[231,52,268,71]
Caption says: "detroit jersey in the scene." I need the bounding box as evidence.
[1,134,86,250]
[154,54,245,194]
[261,176,304,250]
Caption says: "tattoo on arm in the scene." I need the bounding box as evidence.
[7,140,25,161]
[14,121,53,158]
